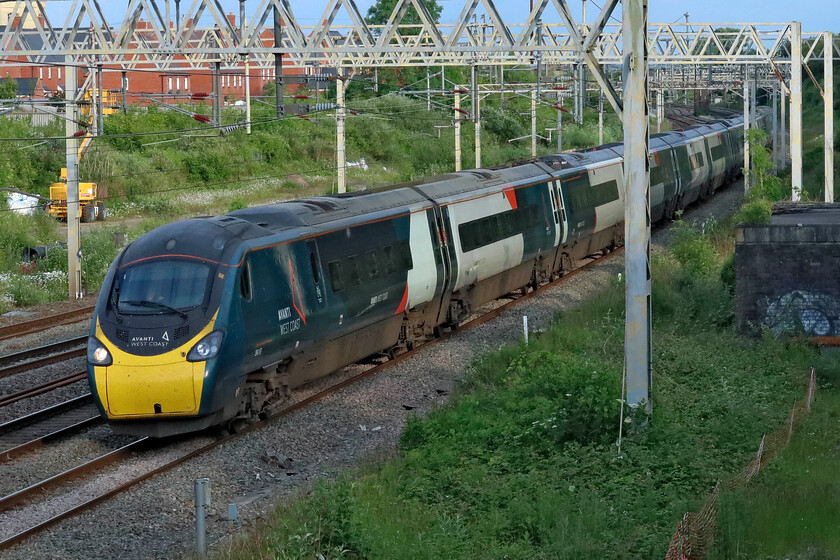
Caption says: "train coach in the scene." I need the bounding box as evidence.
[87,107,772,437]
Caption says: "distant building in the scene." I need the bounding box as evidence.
[0,12,314,106]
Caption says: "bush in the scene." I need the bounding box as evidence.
[669,219,717,276]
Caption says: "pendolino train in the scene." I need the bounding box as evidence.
[88,107,771,437]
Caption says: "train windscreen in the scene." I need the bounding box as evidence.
[116,260,211,313]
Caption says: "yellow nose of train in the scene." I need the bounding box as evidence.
[90,316,217,419]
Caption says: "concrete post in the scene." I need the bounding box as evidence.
[656,88,663,133]
[500,65,506,110]
[336,70,346,193]
[744,71,750,192]
[531,88,538,157]
[374,68,378,93]
[454,92,462,171]
[623,0,651,413]
[791,21,803,200]
[212,61,222,126]
[65,59,82,299]
[824,31,834,202]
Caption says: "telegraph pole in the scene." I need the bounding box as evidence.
[623,0,651,413]
[65,58,82,299]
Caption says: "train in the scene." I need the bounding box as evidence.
[87,106,772,437]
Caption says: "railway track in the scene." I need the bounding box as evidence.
[0,371,87,409]
[0,337,87,380]
[0,395,100,462]
[0,306,94,343]
[0,250,615,552]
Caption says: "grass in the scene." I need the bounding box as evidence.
[216,221,836,560]
[710,387,840,560]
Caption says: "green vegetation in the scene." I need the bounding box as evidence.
[736,128,787,224]
[0,75,18,99]
[0,73,623,309]
[710,389,840,560]
[218,219,835,560]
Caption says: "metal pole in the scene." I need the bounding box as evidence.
[574,64,580,124]
[374,68,378,93]
[212,62,222,126]
[598,92,604,144]
[244,58,251,134]
[744,70,750,192]
[623,0,651,414]
[472,65,481,168]
[791,21,803,200]
[337,69,346,193]
[455,92,462,171]
[120,71,128,114]
[500,65,506,110]
[557,103,563,152]
[241,0,251,135]
[426,67,431,111]
[273,7,284,118]
[656,88,662,133]
[194,478,210,556]
[531,88,538,157]
[65,59,82,300]
[824,31,834,202]
[96,63,104,135]
[772,83,778,169]
[781,80,787,166]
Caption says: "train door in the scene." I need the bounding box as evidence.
[429,204,457,327]
[548,178,568,247]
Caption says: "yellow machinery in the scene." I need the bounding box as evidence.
[47,88,115,223]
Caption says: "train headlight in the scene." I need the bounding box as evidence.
[87,336,112,366]
[187,330,224,362]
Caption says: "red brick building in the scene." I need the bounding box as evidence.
[1,11,309,104]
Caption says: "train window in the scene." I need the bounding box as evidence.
[365,250,379,279]
[710,144,726,161]
[345,254,362,286]
[650,165,663,186]
[591,180,619,207]
[381,245,396,274]
[309,252,320,284]
[240,259,252,301]
[563,175,590,210]
[328,260,345,293]
[459,223,478,252]
[396,241,413,270]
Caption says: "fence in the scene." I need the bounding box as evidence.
[664,368,817,560]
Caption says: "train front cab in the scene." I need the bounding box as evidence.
[87,252,242,438]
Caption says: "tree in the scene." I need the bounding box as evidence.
[365,0,443,28]
[0,75,18,99]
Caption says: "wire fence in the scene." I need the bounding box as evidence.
[664,367,818,560]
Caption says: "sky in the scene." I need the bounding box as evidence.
[30,1,840,34]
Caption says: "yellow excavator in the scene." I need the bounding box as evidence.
[47,88,114,223]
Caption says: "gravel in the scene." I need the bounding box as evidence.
[0,181,745,559]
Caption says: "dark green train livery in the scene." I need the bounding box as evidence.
[87,107,772,437]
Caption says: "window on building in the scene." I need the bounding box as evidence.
[47,67,51,79]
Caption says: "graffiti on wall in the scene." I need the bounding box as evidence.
[764,290,840,336]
